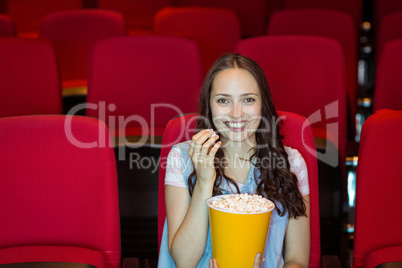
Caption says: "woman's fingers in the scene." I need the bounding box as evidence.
[208,140,222,157]
[189,129,217,157]
[209,258,219,268]
[189,129,212,157]
[194,131,215,151]
[253,253,262,268]
[211,254,260,268]
[201,134,219,155]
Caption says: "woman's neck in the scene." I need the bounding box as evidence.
[220,139,256,184]
[221,138,257,162]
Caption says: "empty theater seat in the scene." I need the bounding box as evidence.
[354,110,402,268]
[39,9,126,97]
[373,38,402,111]
[0,115,122,267]
[154,6,241,76]
[0,38,62,118]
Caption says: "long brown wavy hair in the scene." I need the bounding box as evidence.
[188,53,306,218]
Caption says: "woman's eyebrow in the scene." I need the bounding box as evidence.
[214,93,231,97]
[241,93,258,96]
[213,93,258,97]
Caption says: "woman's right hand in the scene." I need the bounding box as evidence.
[188,129,221,186]
[209,253,262,268]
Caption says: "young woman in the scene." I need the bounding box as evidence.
[158,54,310,268]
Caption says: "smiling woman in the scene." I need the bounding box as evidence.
[158,54,310,268]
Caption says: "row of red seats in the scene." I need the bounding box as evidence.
[0,0,365,37]
[0,0,268,38]
[0,34,349,203]
[2,27,396,180]
[1,108,400,268]
[0,109,327,268]
[1,7,401,191]
[0,7,358,125]
[12,4,402,136]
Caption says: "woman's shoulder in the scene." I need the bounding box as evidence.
[167,140,193,165]
[283,146,307,173]
[284,146,304,163]
[283,146,309,196]
[170,140,191,156]
[165,140,194,188]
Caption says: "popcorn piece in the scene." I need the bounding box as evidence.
[210,193,274,213]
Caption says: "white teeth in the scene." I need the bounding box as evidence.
[226,122,246,128]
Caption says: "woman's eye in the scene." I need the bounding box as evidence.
[217,99,229,104]
[244,98,255,103]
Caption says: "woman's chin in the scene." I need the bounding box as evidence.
[222,133,256,145]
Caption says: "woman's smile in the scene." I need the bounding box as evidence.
[224,121,248,130]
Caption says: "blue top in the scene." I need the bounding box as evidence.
[158,141,309,268]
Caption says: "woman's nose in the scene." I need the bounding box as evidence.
[229,102,243,118]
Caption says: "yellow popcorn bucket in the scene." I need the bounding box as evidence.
[207,194,274,268]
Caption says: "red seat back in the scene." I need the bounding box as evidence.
[154,6,241,75]
[283,0,362,30]
[235,35,347,164]
[374,38,402,111]
[172,0,266,37]
[267,9,357,133]
[374,0,402,29]
[7,0,81,37]
[86,36,202,137]
[0,38,62,118]
[98,0,171,33]
[40,9,126,89]
[0,115,120,267]
[376,11,402,60]
[354,110,402,268]
[157,111,321,267]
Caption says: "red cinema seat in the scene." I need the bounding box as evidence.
[6,0,81,38]
[0,14,15,36]
[282,0,363,30]
[376,11,402,61]
[157,111,321,268]
[354,110,402,268]
[0,115,121,267]
[98,0,171,35]
[153,6,241,76]
[0,37,62,118]
[172,0,266,37]
[235,36,348,198]
[374,0,402,29]
[39,9,126,97]
[86,36,202,140]
[267,8,357,138]
[373,39,402,111]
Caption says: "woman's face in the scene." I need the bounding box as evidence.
[210,68,262,145]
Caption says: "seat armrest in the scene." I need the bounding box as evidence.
[366,246,402,268]
[322,255,342,268]
[375,262,402,268]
